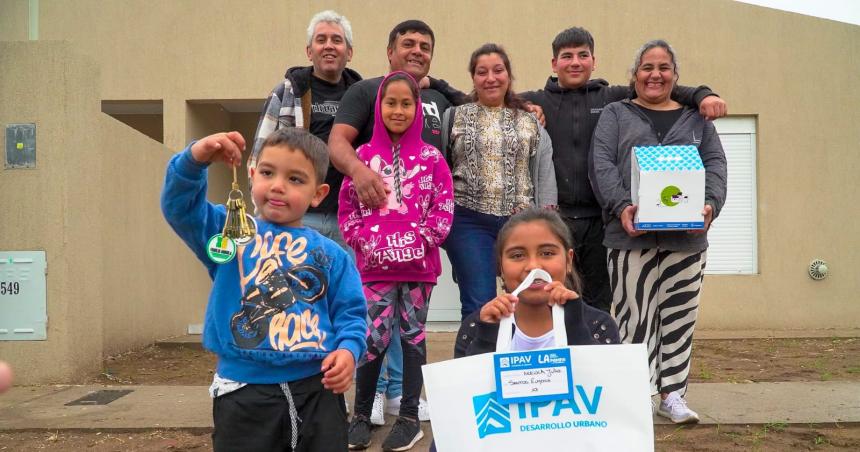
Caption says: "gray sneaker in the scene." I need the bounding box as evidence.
[656,392,700,424]
[348,415,373,450]
[382,416,424,451]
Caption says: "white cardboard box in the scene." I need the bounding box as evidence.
[631,145,705,230]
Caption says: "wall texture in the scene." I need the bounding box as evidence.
[0,41,105,383]
[0,41,211,383]
[1,0,858,382]
[98,115,211,357]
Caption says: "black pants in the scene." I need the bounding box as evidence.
[353,283,429,420]
[563,216,612,313]
[212,374,348,452]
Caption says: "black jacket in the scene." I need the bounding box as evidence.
[283,65,363,106]
[454,297,621,358]
[275,66,362,214]
[521,78,714,219]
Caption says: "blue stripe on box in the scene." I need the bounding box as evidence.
[635,222,705,230]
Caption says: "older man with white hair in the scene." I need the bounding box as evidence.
[250,10,361,249]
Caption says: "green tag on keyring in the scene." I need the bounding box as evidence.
[206,233,237,264]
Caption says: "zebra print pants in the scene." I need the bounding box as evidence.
[608,248,707,396]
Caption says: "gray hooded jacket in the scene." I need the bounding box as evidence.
[589,100,727,252]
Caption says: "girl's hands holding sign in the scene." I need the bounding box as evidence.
[479,293,519,323]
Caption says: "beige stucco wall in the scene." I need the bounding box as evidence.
[0,41,105,383]
[98,115,211,357]
[0,41,211,383]
[0,0,29,41]
[1,0,858,381]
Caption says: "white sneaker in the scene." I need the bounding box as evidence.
[384,396,431,422]
[656,392,700,424]
[370,392,386,426]
[417,398,430,422]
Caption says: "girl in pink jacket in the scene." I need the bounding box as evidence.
[339,71,453,449]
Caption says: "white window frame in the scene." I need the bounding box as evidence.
[707,116,758,275]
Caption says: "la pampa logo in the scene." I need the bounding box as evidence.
[472,385,607,439]
[473,392,511,438]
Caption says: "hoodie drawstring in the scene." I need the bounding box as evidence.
[392,143,403,203]
[279,382,301,449]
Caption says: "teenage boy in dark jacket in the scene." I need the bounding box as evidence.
[521,27,727,313]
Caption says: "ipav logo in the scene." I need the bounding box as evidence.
[472,385,607,439]
[473,392,511,438]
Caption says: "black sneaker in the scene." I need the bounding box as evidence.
[348,415,373,450]
[382,416,424,451]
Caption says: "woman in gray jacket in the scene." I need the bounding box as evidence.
[589,39,727,425]
[441,43,557,321]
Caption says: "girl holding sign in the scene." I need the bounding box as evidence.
[456,207,619,357]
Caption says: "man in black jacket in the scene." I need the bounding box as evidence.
[522,27,727,313]
[250,10,360,249]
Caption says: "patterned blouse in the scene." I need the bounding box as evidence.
[449,103,539,216]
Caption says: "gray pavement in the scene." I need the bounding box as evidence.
[2,381,858,431]
[2,332,859,451]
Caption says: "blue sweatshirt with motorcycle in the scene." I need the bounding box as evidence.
[161,147,367,384]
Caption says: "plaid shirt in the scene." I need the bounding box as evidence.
[248,66,362,178]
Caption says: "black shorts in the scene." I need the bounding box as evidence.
[212,373,348,452]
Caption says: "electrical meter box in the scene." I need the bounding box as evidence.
[5,124,36,169]
[0,251,47,340]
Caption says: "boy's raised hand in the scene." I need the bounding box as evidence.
[479,294,519,324]
[544,281,579,306]
[190,131,246,166]
[321,349,355,394]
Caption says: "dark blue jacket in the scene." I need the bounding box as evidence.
[455,297,620,358]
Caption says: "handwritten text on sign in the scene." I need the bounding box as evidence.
[493,348,574,405]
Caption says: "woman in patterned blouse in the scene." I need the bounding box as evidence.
[441,43,557,321]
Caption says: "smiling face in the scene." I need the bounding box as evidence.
[633,46,677,106]
[387,31,433,81]
[250,145,329,227]
[552,44,595,89]
[472,52,511,108]
[500,221,574,305]
[306,21,352,83]
[380,79,417,142]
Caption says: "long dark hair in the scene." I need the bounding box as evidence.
[494,207,583,294]
[467,43,528,111]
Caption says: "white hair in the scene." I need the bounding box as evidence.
[306,10,353,48]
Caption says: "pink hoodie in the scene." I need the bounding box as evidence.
[338,71,454,284]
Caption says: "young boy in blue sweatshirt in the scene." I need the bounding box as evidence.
[161,128,367,451]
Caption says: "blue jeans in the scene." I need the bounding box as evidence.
[375,320,403,398]
[303,211,351,255]
[305,211,402,397]
[444,206,509,320]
